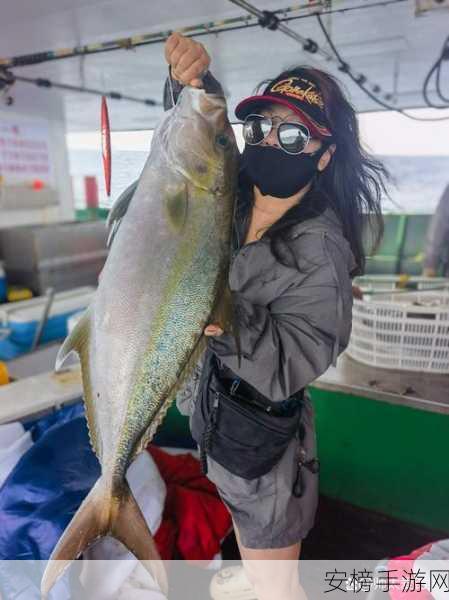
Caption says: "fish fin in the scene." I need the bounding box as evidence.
[41,478,108,599]
[133,334,209,458]
[211,285,242,368]
[133,389,177,457]
[175,333,208,389]
[41,478,168,599]
[106,179,139,248]
[140,286,242,453]
[55,307,90,371]
[164,183,188,233]
[106,217,121,248]
[112,478,168,595]
[55,307,101,458]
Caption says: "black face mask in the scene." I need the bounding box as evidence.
[241,144,328,198]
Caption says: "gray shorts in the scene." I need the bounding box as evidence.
[176,373,319,549]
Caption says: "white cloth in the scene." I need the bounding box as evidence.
[0,422,33,488]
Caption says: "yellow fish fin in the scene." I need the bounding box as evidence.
[55,307,101,458]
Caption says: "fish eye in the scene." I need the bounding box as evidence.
[215,134,229,148]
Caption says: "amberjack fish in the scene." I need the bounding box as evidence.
[41,86,239,597]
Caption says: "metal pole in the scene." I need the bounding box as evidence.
[31,287,55,351]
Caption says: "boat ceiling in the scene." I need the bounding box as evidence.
[1,0,448,130]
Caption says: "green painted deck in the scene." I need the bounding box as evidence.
[364,213,439,276]
[310,354,449,533]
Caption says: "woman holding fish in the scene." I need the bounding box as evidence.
[165,32,385,600]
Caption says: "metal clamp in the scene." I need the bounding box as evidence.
[258,10,280,31]
[0,68,15,106]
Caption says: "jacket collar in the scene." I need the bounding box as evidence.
[286,204,344,239]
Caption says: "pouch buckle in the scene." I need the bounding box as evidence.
[292,448,320,497]
[230,378,240,395]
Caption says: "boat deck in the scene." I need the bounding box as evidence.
[312,353,449,415]
[0,365,81,425]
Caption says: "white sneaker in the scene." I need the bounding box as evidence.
[209,566,257,600]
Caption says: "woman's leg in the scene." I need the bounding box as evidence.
[233,520,308,600]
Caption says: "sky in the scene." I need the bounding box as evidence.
[67,107,449,156]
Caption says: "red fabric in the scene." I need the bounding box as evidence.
[148,445,232,563]
[387,542,435,600]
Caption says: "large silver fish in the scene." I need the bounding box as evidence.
[41,87,239,597]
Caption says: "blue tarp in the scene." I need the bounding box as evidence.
[0,400,190,562]
[0,404,96,599]
[0,404,98,561]
[0,399,192,598]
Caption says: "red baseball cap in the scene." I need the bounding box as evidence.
[235,69,333,139]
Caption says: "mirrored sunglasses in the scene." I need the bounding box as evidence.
[242,114,311,155]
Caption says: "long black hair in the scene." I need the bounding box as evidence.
[243,66,387,277]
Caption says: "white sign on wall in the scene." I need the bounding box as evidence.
[0,116,57,209]
[0,118,54,185]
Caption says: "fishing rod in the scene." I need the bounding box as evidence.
[228,0,449,122]
[0,2,324,69]
[274,0,408,19]
[0,69,161,106]
[227,0,398,107]
[0,0,407,70]
[1,0,443,119]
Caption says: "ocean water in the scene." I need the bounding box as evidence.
[68,149,449,214]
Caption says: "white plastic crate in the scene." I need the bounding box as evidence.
[347,289,449,373]
[354,275,449,294]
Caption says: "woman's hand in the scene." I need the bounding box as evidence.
[164,32,210,88]
[204,324,224,337]
[352,285,364,300]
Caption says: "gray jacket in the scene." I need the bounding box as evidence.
[208,207,357,402]
[164,73,357,406]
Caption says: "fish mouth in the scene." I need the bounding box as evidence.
[173,87,227,120]
[197,90,227,114]
[181,88,228,130]
[159,88,228,192]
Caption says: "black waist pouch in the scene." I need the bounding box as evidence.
[190,349,305,480]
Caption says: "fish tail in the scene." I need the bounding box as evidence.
[41,478,108,598]
[41,477,168,598]
[111,478,168,594]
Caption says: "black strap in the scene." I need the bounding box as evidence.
[198,352,219,475]
[214,355,305,414]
